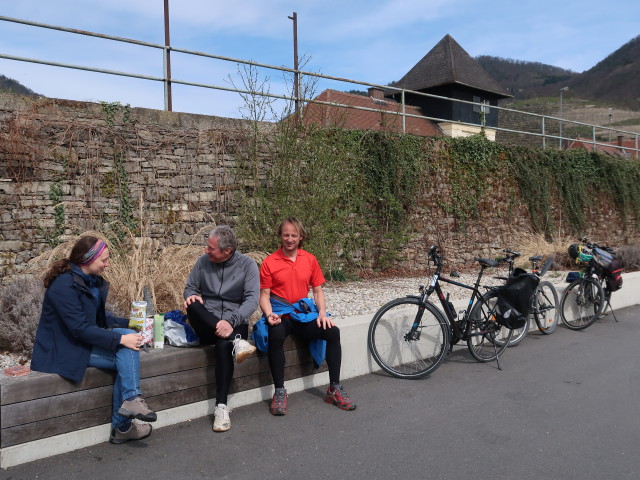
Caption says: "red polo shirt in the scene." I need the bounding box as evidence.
[259,247,326,303]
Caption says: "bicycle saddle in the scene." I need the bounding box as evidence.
[474,257,499,268]
[529,255,543,262]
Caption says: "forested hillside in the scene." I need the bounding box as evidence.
[478,35,640,109]
[0,75,39,96]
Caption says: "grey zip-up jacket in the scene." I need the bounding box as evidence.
[183,251,260,328]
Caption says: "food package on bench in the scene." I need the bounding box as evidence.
[153,313,165,348]
[129,300,147,331]
[141,316,154,347]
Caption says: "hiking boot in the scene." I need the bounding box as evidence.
[109,421,152,444]
[232,335,256,363]
[213,403,231,432]
[324,384,356,411]
[270,388,288,415]
[117,396,157,422]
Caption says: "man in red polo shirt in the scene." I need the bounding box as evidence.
[259,217,356,415]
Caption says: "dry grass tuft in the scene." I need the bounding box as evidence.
[513,232,579,270]
[27,224,268,317]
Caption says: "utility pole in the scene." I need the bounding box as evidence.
[608,108,613,142]
[164,0,173,111]
[288,12,299,122]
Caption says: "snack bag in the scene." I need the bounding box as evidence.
[128,301,147,331]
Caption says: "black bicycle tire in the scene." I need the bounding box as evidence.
[466,290,513,362]
[367,296,449,379]
[560,277,605,330]
[534,280,559,335]
[505,316,530,347]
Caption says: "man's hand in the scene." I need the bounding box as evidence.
[215,320,233,338]
[184,295,204,309]
[266,313,281,326]
[316,314,335,330]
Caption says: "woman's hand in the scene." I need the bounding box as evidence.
[120,333,143,350]
[266,313,281,325]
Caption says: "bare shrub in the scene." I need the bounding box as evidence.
[0,275,44,357]
[615,245,640,272]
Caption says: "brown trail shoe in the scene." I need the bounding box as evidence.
[117,396,157,422]
[109,421,152,444]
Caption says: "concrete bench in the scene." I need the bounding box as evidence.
[1,336,327,467]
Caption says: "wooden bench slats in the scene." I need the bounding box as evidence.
[2,385,114,428]
[2,352,322,430]
[1,362,327,448]
[1,337,329,448]
[1,406,112,448]
[1,337,309,405]
[1,369,116,406]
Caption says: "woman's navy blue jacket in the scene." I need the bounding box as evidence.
[31,269,128,383]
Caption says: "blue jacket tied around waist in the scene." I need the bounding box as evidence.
[252,297,327,368]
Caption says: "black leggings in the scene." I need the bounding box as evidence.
[268,317,342,388]
[186,301,248,405]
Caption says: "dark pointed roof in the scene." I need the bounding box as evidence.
[395,34,511,98]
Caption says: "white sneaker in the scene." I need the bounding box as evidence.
[213,403,231,432]
[232,334,256,363]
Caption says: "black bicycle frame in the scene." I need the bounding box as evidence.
[421,260,493,340]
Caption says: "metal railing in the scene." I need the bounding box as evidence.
[1,15,638,159]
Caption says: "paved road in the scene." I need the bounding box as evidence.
[4,306,640,480]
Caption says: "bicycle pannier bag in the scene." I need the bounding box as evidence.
[604,258,623,291]
[495,273,540,329]
[565,271,581,283]
[593,247,613,268]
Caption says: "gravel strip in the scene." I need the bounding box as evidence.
[322,272,507,319]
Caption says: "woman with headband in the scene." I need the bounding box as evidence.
[31,235,157,444]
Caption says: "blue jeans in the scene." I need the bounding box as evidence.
[88,328,142,429]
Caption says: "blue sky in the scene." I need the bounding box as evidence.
[1,0,638,118]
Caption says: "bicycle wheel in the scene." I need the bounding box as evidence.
[533,280,559,335]
[368,297,449,379]
[490,306,529,347]
[560,277,605,330]
[466,290,514,362]
[505,316,530,347]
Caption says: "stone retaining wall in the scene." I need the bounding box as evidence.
[1,93,638,279]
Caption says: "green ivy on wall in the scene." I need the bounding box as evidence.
[47,179,65,246]
[237,125,640,275]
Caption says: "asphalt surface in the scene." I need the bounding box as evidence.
[3,306,640,480]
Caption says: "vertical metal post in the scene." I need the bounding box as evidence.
[288,12,299,122]
[559,86,568,149]
[542,116,546,149]
[401,90,406,134]
[164,0,173,111]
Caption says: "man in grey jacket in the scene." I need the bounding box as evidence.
[184,225,259,432]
